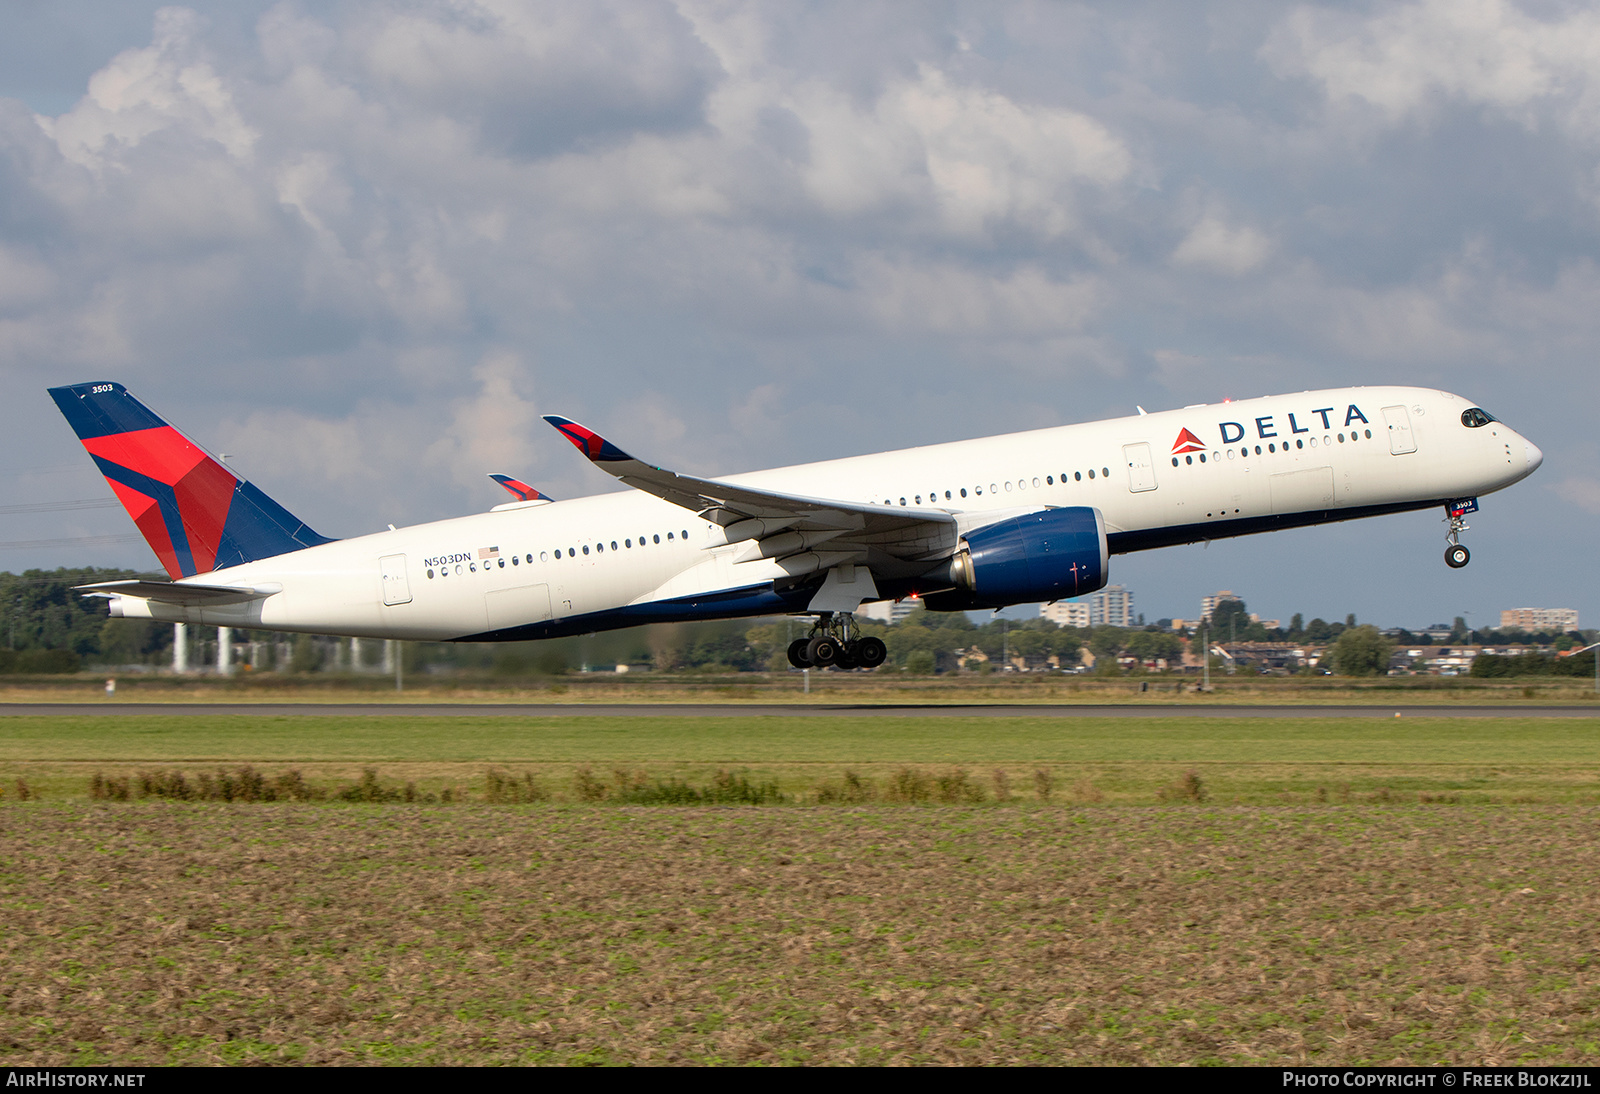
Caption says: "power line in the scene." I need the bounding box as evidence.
[0,498,121,516]
[0,534,145,550]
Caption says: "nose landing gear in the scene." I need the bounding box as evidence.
[1443,502,1474,568]
[785,612,888,670]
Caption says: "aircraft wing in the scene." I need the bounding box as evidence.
[543,416,955,560]
[76,579,278,606]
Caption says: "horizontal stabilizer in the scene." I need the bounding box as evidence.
[77,579,279,606]
[488,473,554,503]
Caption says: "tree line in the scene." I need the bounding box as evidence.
[0,569,1589,677]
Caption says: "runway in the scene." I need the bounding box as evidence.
[3,703,1597,718]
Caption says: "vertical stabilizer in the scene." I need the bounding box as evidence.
[49,382,334,578]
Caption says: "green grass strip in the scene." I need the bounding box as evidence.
[0,714,1597,765]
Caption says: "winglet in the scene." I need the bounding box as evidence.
[488,474,553,502]
[542,415,634,463]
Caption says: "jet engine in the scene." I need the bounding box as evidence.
[922,506,1108,611]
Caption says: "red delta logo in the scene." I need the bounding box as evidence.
[1171,428,1207,455]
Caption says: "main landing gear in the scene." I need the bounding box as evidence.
[787,612,887,671]
[1444,506,1471,569]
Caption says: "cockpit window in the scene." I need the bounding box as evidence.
[1461,408,1497,428]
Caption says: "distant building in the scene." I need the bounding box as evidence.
[1041,601,1091,628]
[860,599,922,625]
[1499,608,1579,631]
[1201,590,1241,622]
[1090,585,1135,628]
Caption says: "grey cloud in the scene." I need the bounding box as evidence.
[1,1,1596,628]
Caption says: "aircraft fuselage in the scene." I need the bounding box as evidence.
[102,385,1541,640]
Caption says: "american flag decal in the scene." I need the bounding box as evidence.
[478,546,500,560]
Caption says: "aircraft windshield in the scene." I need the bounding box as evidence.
[1460,407,1497,428]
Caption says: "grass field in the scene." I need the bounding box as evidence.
[4,669,1600,706]
[3,710,1600,1065]
[3,713,1600,804]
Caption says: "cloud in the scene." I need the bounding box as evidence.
[857,255,1104,336]
[38,7,257,168]
[1264,0,1600,138]
[2,2,1598,629]
[1551,476,1600,516]
[1171,215,1273,275]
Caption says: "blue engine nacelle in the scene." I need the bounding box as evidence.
[922,506,1108,611]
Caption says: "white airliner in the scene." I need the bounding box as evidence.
[51,382,1541,669]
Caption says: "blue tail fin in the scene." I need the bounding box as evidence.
[49,382,335,578]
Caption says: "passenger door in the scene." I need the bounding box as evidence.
[379,554,412,606]
[1122,442,1158,493]
[1382,405,1417,455]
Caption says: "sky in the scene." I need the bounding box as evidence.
[1,0,1596,632]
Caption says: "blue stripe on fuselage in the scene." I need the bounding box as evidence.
[455,582,818,642]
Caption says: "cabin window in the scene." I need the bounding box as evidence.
[682,530,688,540]
[1088,469,1096,479]
[498,558,505,567]
[1172,458,1179,467]
[915,495,922,504]
[945,490,952,500]
[1227,449,1234,460]
[1074,472,1082,481]
[1295,439,1303,449]
[1033,477,1040,488]
[511,556,518,565]
[1364,429,1372,439]
[1199,454,1206,463]
[427,569,434,579]
[960,488,967,497]
[1046,475,1054,485]
[582,545,589,555]
[1103,467,1110,477]
[653,535,660,544]
[1309,437,1317,447]
[666,532,673,541]
[899,497,906,506]
[611,541,619,551]
[1338,433,1345,443]
[1005,481,1013,492]
[540,552,548,562]
[991,483,999,493]
[596,542,604,553]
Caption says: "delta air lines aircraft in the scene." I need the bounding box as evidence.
[50,382,1542,669]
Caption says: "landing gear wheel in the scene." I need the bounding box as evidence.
[854,636,888,669]
[806,635,840,667]
[787,638,813,669]
[1445,544,1470,569]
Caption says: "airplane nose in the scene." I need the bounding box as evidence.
[1525,440,1543,472]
